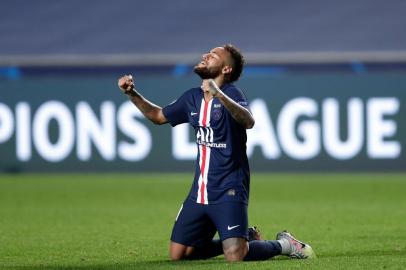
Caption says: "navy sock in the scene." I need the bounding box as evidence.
[187,239,223,260]
[244,240,282,261]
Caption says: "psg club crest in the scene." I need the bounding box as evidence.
[212,109,222,120]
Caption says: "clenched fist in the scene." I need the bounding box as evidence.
[201,79,221,97]
[118,75,135,95]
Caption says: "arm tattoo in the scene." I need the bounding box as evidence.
[127,89,166,125]
[217,92,255,129]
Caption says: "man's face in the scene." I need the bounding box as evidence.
[194,47,231,79]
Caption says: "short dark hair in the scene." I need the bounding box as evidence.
[223,44,245,82]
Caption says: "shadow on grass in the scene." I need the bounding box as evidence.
[6,249,406,269]
[4,258,232,270]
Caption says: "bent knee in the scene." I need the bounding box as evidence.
[169,253,183,261]
[169,247,183,261]
[169,248,186,261]
[223,243,248,262]
[169,242,194,261]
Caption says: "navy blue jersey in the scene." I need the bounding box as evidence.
[163,84,250,205]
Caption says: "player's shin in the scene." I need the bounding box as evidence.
[243,240,282,261]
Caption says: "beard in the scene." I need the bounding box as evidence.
[193,65,222,79]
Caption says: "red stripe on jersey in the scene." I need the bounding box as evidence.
[200,145,207,204]
[199,100,209,204]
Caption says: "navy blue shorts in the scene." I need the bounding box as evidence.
[170,199,248,247]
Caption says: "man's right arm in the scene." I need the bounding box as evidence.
[118,75,168,125]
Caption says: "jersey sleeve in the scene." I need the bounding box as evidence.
[227,87,250,109]
[162,91,189,127]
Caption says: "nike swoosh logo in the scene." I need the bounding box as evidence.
[190,112,198,116]
[227,225,240,231]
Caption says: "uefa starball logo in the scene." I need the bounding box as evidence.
[196,127,227,149]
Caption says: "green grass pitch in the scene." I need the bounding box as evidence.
[1,173,405,269]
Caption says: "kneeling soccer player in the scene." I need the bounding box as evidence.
[118,44,315,262]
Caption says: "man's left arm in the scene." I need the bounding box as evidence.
[208,80,255,129]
